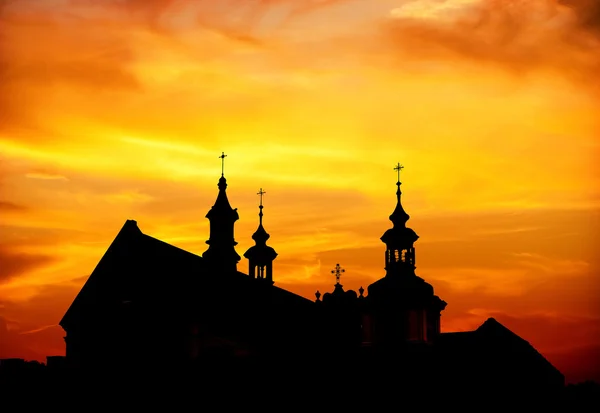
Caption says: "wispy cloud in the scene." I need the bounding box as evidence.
[19,324,58,335]
[25,172,68,181]
[0,201,26,211]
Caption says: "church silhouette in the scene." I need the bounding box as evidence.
[57,155,564,404]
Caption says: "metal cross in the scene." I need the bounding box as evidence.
[331,263,345,285]
[394,162,404,183]
[257,188,266,206]
[219,152,227,176]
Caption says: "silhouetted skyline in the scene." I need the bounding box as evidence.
[1,165,570,407]
[1,0,599,386]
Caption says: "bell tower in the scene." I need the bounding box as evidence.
[202,152,241,273]
[381,163,418,277]
[243,188,277,283]
[365,163,447,345]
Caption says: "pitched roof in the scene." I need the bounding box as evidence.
[59,220,204,329]
[60,220,313,330]
[476,317,564,378]
[438,317,564,382]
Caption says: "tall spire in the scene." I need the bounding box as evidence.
[252,188,270,244]
[219,151,227,177]
[244,187,277,283]
[202,152,241,273]
[367,162,447,345]
[390,162,410,227]
[380,162,419,277]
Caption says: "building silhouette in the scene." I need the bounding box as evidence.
[55,158,565,403]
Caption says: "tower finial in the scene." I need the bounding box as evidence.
[257,188,266,225]
[219,152,227,176]
[389,163,409,226]
[331,263,345,286]
[394,162,403,181]
[394,162,404,194]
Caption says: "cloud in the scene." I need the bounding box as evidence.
[0,316,45,360]
[0,246,55,283]
[0,1,141,133]
[384,0,600,92]
[560,0,600,35]
[25,172,68,181]
[1,22,139,87]
[0,0,352,137]
[0,314,66,361]
[0,201,26,211]
[105,190,155,204]
[390,0,481,21]
[0,224,91,249]
[0,277,91,360]
[71,0,348,35]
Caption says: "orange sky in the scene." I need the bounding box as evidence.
[1,0,599,383]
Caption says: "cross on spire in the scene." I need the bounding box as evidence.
[331,263,345,285]
[219,152,227,176]
[257,188,266,224]
[257,188,266,207]
[394,162,404,184]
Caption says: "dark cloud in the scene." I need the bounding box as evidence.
[0,246,55,283]
[0,315,65,361]
[0,316,46,360]
[384,0,600,92]
[0,225,90,248]
[0,278,90,360]
[0,280,83,328]
[0,201,26,211]
[560,0,600,35]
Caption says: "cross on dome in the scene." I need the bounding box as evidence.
[331,263,345,285]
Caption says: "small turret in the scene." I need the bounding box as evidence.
[243,188,277,283]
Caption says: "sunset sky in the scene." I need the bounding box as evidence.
[0,0,599,383]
